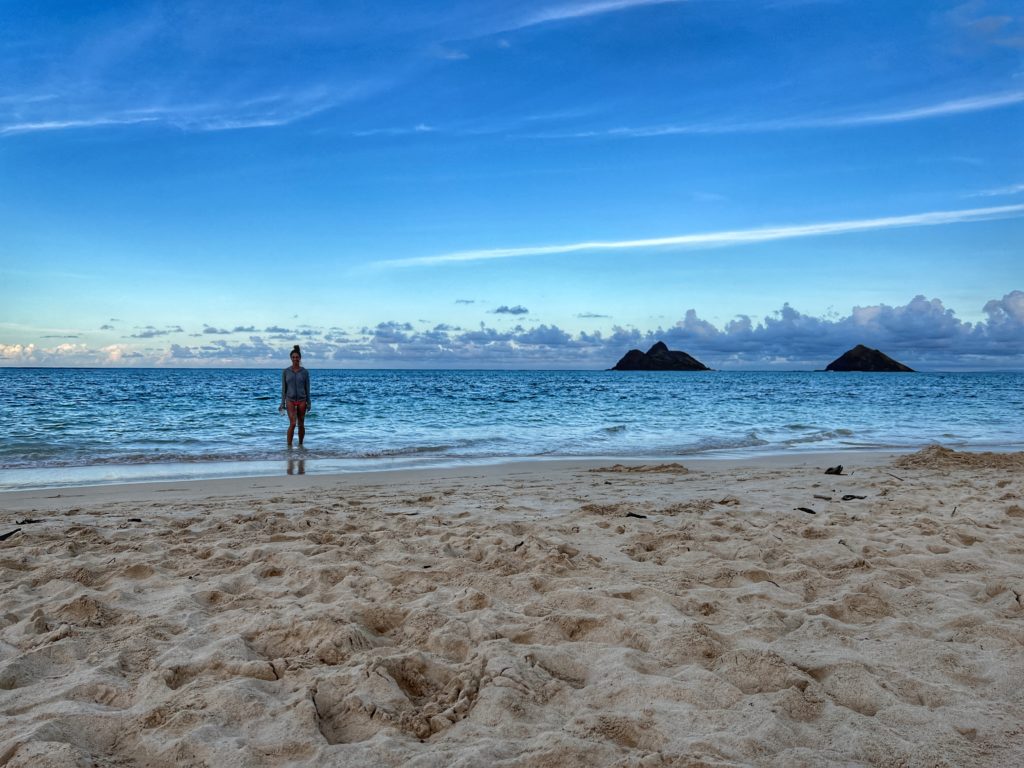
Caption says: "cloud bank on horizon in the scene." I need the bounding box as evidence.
[3,292,1022,371]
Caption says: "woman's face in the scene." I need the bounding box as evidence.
[290,352,300,366]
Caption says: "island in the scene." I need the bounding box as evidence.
[611,341,711,371]
[825,344,914,372]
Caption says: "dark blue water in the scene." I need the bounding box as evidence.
[1,368,1021,489]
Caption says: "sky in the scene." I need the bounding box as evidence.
[1,0,1022,370]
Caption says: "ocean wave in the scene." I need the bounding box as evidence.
[0,437,510,469]
[364,444,456,458]
[677,432,771,454]
[781,429,855,446]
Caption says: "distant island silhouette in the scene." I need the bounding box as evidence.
[825,344,914,372]
[609,341,915,372]
[611,341,710,371]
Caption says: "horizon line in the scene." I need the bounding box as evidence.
[2,364,1022,374]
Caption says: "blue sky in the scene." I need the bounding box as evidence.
[1,0,1022,369]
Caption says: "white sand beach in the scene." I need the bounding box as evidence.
[1,447,1023,767]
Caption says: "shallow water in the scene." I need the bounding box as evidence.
[1,368,1021,489]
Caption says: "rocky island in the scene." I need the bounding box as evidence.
[612,341,710,371]
[825,344,914,372]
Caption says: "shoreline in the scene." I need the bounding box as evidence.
[0,448,915,502]
[6,439,1024,496]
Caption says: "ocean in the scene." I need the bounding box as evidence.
[1,368,1021,490]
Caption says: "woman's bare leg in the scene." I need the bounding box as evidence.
[287,402,298,447]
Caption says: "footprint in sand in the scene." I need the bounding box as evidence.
[569,713,662,751]
[313,652,484,742]
[66,680,132,709]
[712,649,812,695]
[804,662,894,716]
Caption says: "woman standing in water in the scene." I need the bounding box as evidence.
[279,345,311,447]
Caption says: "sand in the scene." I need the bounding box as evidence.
[1,448,1023,767]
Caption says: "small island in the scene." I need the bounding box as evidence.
[825,344,914,372]
[612,341,710,371]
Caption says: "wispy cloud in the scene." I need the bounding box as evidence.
[351,123,435,137]
[821,91,1024,127]
[0,93,60,105]
[377,204,1024,267]
[512,0,686,30]
[173,85,370,132]
[966,182,1024,198]
[129,325,184,339]
[3,65,380,137]
[433,46,469,60]
[0,116,159,136]
[0,98,347,137]
[1,2,401,138]
[539,91,1024,138]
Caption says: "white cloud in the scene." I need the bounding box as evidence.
[0,343,37,362]
[102,344,131,363]
[45,342,88,355]
[2,82,377,137]
[983,289,1024,337]
[541,91,1024,138]
[435,47,469,60]
[0,116,158,136]
[376,204,1024,267]
[0,106,331,137]
[351,123,435,137]
[514,0,686,30]
[966,182,1024,197]
[150,90,355,133]
[817,91,1024,127]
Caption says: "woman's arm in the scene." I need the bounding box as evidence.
[280,369,287,410]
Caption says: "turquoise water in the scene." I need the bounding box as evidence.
[1,368,1021,489]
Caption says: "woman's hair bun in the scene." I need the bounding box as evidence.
[292,345,301,355]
